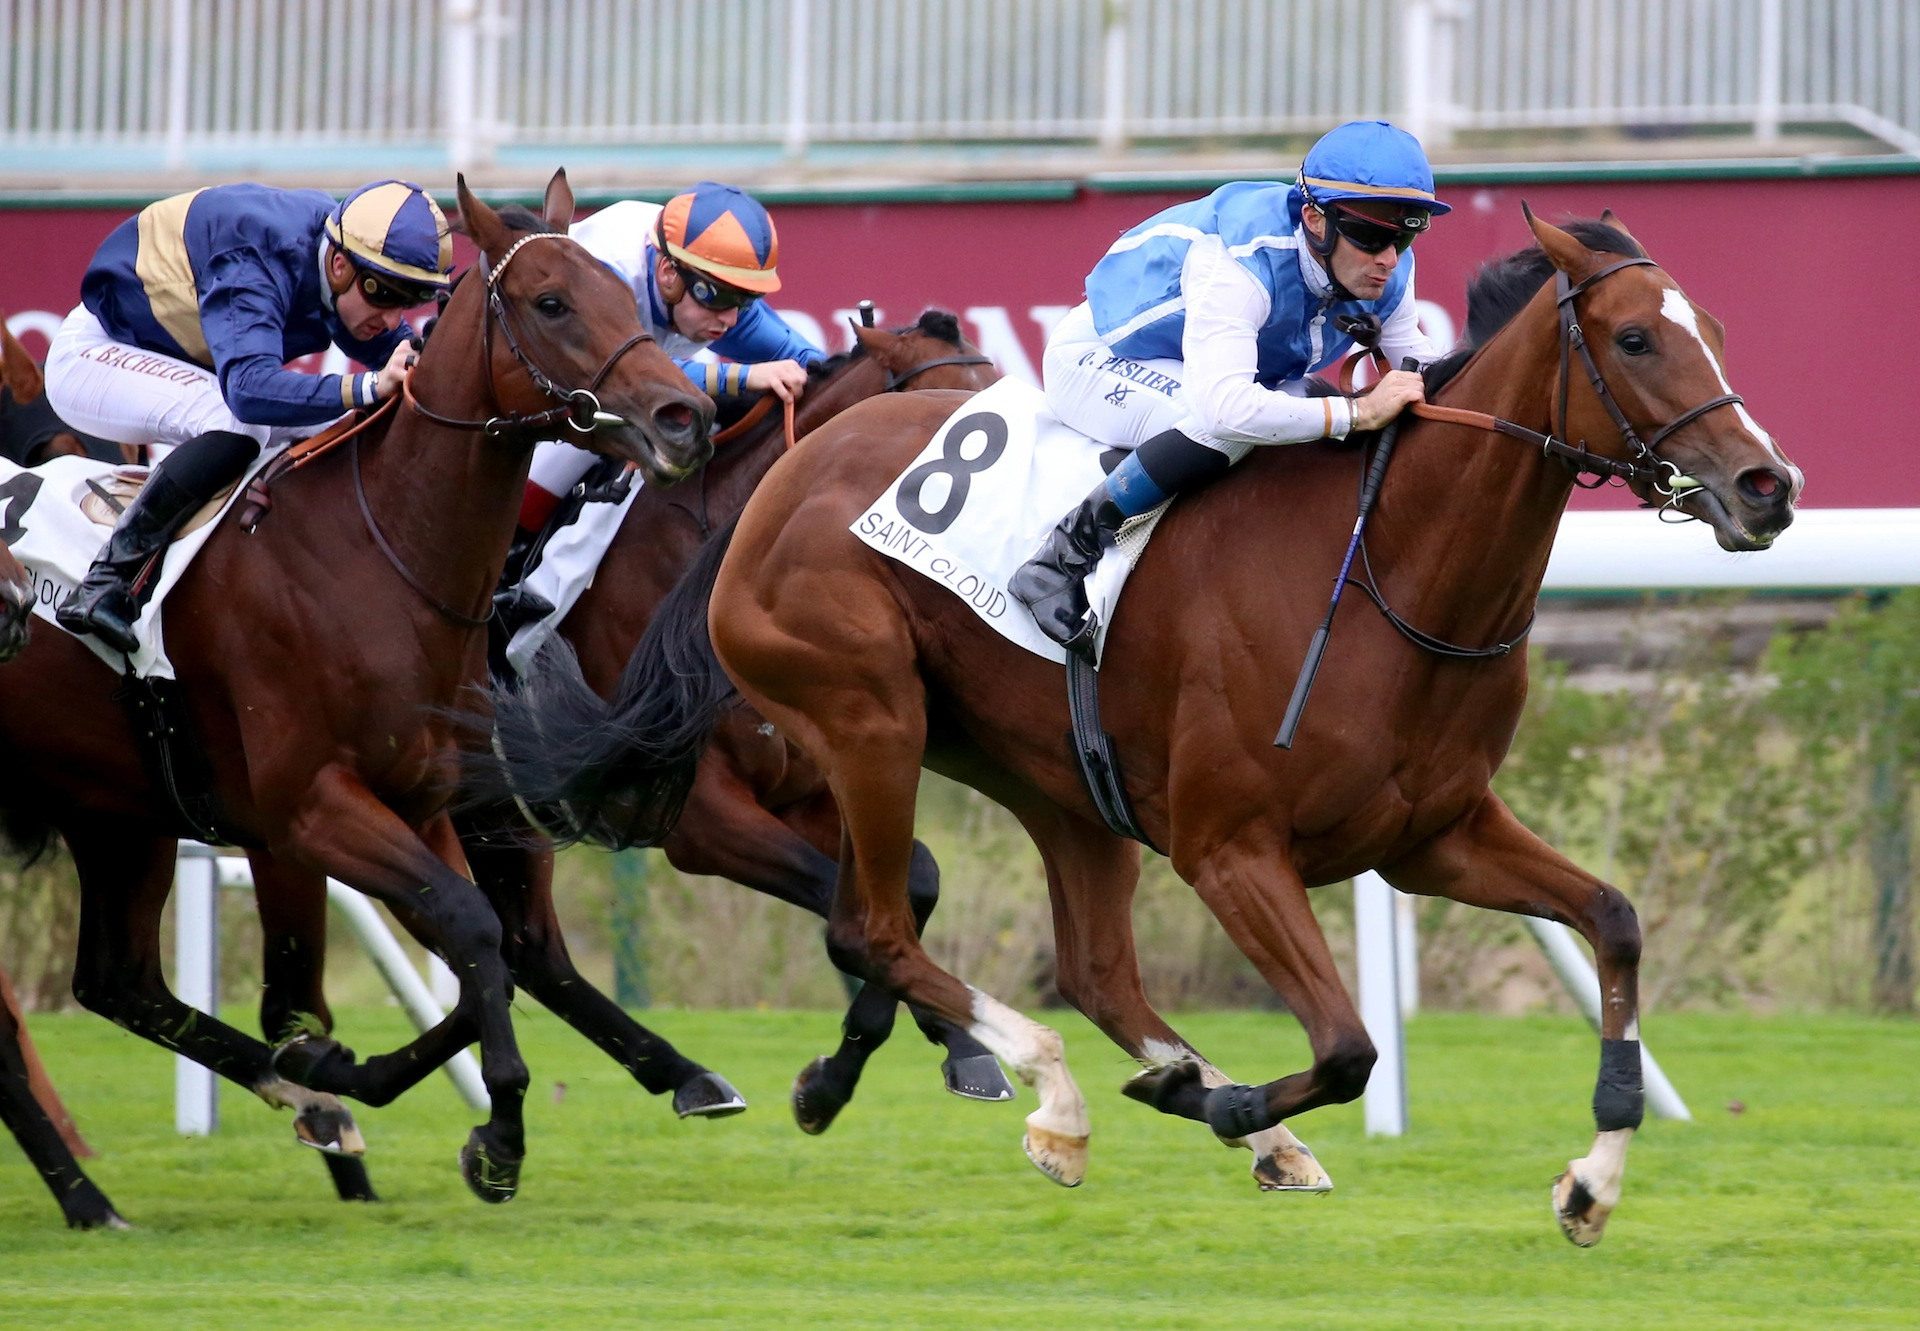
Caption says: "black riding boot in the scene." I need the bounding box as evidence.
[56,430,258,653]
[1008,484,1125,658]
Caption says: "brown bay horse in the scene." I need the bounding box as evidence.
[480,210,1798,1246]
[0,171,711,1227]
[450,311,1008,1130]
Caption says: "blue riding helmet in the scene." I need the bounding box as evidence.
[1292,120,1451,219]
[324,180,455,296]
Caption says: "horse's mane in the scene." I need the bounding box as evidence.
[495,204,560,235]
[1425,219,1644,395]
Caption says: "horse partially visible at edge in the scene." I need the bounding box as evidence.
[479,208,1798,1247]
[0,170,712,1228]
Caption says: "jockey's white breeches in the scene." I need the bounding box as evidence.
[44,305,308,464]
[1041,304,1257,464]
[527,439,600,498]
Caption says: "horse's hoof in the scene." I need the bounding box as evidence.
[1553,1170,1611,1247]
[459,1130,522,1204]
[1022,1122,1088,1188]
[792,1056,851,1136]
[673,1071,747,1120]
[1121,1059,1211,1121]
[293,1103,367,1156]
[1252,1143,1333,1192]
[65,1198,131,1231]
[271,1032,355,1088]
[943,1053,1014,1102]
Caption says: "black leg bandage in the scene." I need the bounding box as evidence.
[1203,1082,1268,1139]
[1593,1038,1645,1132]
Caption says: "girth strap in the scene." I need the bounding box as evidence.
[1065,653,1161,852]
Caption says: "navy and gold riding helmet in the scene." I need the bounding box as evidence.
[325,180,454,304]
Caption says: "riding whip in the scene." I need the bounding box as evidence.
[1274,357,1418,749]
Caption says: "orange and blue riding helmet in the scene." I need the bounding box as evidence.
[654,182,782,295]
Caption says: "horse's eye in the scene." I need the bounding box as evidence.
[535,295,568,318]
[1615,328,1652,356]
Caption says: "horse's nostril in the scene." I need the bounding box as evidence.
[655,402,694,435]
[1738,468,1787,506]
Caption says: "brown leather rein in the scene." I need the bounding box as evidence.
[1329,256,1745,660]
[1340,257,1740,505]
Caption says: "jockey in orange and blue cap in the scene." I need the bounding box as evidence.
[45,179,453,653]
[1010,120,1450,658]
[512,182,826,537]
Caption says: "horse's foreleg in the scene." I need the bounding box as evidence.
[457,813,746,1120]
[273,769,529,1204]
[0,967,124,1229]
[1381,792,1643,1248]
[723,616,1087,1184]
[247,853,376,1200]
[1021,804,1331,1192]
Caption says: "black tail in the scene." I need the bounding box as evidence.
[464,516,742,848]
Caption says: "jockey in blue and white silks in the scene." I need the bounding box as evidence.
[45,179,453,653]
[517,186,826,535]
[1010,120,1452,658]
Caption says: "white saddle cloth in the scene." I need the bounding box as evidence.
[3,451,275,680]
[849,377,1166,666]
[500,477,644,679]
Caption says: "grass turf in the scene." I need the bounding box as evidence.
[1,1007,1914,1329]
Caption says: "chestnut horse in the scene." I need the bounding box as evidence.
[451,311,1007,1129]
[482,211,1798,1246]
[0,171,711,1227]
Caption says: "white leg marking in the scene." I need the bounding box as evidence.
[967,989,1087,1140]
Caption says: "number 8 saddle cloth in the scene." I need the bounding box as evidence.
[850,377,1168,667]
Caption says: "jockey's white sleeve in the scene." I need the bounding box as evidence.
[1177,235,1356,447]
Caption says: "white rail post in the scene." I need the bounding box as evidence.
[783,0,811,160]
[1353,872,1408,1136]
[1098,0,1129,154]
[444,0,480,172]
[1754,0,1784,145]
[173,846,219,1135]
[164,0,191,170]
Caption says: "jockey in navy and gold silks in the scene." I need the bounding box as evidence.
[44,179,453,654]
[515,183,825,537]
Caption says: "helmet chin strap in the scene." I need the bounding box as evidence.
[1302,205,1361,303]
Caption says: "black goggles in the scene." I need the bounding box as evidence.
[673,262,760,312]
[1328,205,1428,256]
[355,266,439,309]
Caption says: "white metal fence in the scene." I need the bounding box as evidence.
[3,0,1916,171]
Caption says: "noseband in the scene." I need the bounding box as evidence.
[405,231,654,438]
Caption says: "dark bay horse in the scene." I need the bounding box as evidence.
[453,311,1007,1131]
[483,210,1798,1246]
[0,170,711,1226]
[1,317,117,466]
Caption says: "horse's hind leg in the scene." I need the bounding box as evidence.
[715,592,1087,1183]
[1016,801,1330,1192]
[1381,793,1644,1248]
[249,854,376,1201]
[456,813,747,1120]
[0,971,125,1229]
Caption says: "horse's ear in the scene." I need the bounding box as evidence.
[1522,200,1591,276]
[0,318,44,402]
[456,173,507,257]
[849,319,893,357]
[1598,208,1644,252]
[542,168,574,231]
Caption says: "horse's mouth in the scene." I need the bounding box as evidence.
[1684,485,1789,553]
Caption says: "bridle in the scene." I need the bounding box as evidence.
[1359,256,1743,514]
[1340,253,1746,659]
[403,231,653,438]
[882,353,994,393]
[371,229,657,627]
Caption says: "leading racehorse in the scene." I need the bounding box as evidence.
[0,171,711,1226]
[480,209,1798,1246]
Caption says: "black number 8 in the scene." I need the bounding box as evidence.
[894,411,1006,535]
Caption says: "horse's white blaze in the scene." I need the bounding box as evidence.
[1659,287,1798,480]
[968,988,1088,1139]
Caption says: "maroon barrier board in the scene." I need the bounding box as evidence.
[5,171,1912,509]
